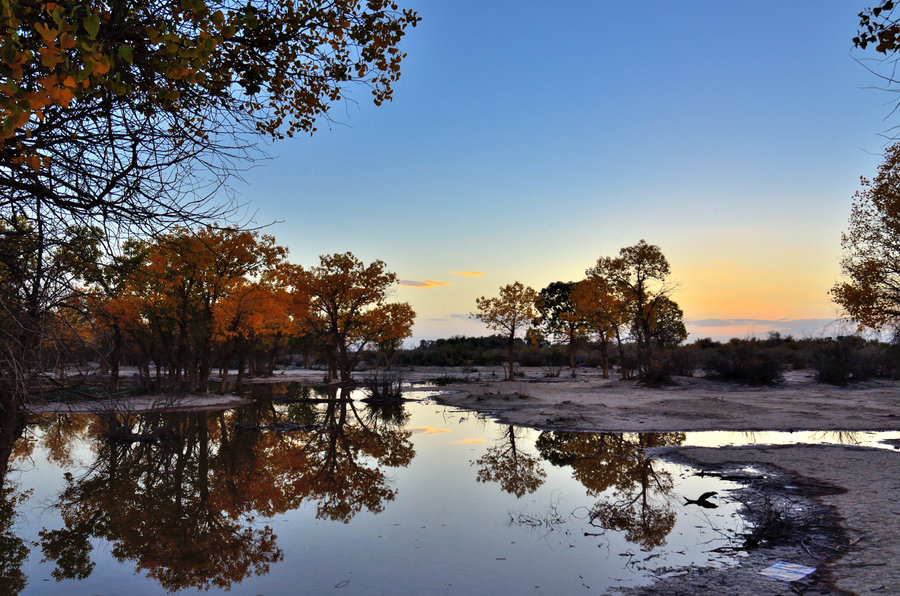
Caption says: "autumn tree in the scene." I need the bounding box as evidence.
[213,280,295,391]
[1,0,420,237]
[89,227,288,393]
[570,277,628,379]
[472,281,538,380]
[832,143,900,337]
[587,241,676,379]
[283,253,415,383]
[647,296,688,348]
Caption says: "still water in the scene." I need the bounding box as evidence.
[3,388,773,594]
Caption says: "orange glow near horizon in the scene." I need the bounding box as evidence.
[674,252,839,321]
[449,271,484,277]
[448,438,486,444]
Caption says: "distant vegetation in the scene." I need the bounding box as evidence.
[388,332,898,387]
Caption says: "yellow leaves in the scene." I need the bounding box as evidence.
[84,53,110,76]
[1,0,419,150]
[6,51,27,80]
[34,22,59,45]
[59,32,75,50]
[473,282,538,336]
[833,143,900,330]
[39,46,62,68]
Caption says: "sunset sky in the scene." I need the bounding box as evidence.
[240,1,890,342]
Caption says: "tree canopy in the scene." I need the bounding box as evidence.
[587,240,679,378]
[1,0,420,234]
[472,281,538,380]
[832,143,900,336]
[283,252,414,382]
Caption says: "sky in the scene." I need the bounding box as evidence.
[237,1,893,343]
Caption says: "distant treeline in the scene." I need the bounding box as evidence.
[378,333,899,386]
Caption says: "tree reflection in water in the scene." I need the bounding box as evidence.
[536,431,685,549]
[0,479,30,593]
[36,386,414,591]
[0,408,30,593]
[473,425,547,498]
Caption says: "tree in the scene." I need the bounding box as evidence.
[646,296,687,348]
[570,277,628,379]
[587,241,675,379]
[535,281,585,373]
[0,220,99,452]
[284,253,414,383]
[125,226,287,392]
[1,0,420,236]
[832,143,900,336]
[213,280,295,391]
[472,281,538,380]
[855,3,900,84]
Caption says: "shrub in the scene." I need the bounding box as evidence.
[639,365,673,387]
[703,339,783,385]
[813,336,886,385]
[664,346,697,377]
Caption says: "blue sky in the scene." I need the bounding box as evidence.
[237,1,893,342]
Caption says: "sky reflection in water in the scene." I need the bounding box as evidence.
[3,388,757,594]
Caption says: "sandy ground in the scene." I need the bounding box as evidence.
[420,367,900,433]
[419,366,900,595]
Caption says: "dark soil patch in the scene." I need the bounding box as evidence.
[616,458,850,595]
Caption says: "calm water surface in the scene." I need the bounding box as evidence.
[2,387,826,595]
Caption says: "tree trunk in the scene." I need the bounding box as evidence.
[109,324,122,391]
[600,336,610,379]
[236,348,246,393]
[568,341,576,377]
[0,396,26,493]
[267,333,281,376]
[615,328,627,380]
[506,332,515,381]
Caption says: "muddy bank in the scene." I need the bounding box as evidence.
[617,455,847,596]
[651,445,900,596]
[27,394,251,414]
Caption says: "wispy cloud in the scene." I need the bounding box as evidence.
[398,279,452,288]
[450,313,471,319]
[449,271,484,277]
[448,438,486,444]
